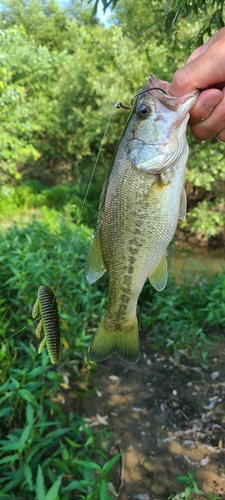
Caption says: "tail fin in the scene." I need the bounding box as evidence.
[89,314,139,364]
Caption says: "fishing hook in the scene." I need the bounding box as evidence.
[115,87,168,110]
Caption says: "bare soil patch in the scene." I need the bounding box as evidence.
[78,331,225,499]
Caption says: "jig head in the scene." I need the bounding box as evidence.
[115,87,168,110]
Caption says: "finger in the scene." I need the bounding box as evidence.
[170,32,225,97]
[217,130,225,141]
[188,89,224,125]
[190,91,225,140]
[187,44,208,63]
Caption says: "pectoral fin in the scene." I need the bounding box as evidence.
[149,251,168,291]
[85,232,107,284]
[179,187,187,221]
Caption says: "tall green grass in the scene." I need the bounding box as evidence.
[140,269,225,365]
[0,213,120,499]
[0,212,107,370]
[0,205,224,497]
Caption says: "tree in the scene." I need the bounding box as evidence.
[108,0,225,241]
[89,0,224,43]
[0,0,72,50]
[0,0,224,241]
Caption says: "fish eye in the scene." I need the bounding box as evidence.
[137,104,151,119]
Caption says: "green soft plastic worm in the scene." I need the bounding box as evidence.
[32,285,69,364]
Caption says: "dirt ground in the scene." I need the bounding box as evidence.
[77,331,225,500]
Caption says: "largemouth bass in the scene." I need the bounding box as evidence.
[86,75,198,364]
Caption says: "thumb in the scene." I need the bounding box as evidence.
[170,39,225,97]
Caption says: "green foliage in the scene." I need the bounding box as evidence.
[177,470,204,494]
[168,471,204,499]
[164,0,224,43]
[112,0,225,241]
[0,0,224,241]
[0,214,108,368]
[110,0,199,69]
[188,198,225,238]
[0,10,150,186]
[141,270,225,364]
[0,26,60,182]
[0,182,97,227]
[90,0,225,44]
[88,0,119,16]
[0,4,224,494]
[0,369,119,498]
[0,215,121,498]
[0,191,224,372]
[0,202,224,496]
[184,134,225,239]
[0,0,74,49]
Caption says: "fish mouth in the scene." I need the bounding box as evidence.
[115,85,168,110]
[147,74,199,115]
[115,75,198,113]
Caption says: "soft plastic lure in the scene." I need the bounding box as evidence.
[32,285,69,364]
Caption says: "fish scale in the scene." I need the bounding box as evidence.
[86,75,198,363]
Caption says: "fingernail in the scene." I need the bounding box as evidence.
[205,94,223,111]
[205,103,214,111]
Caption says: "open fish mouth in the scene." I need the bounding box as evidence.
[115,85,168,110]
[115,74,198,116]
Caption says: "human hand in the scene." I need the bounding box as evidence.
[169,27,225,141]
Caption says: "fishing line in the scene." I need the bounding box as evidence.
[54,107,115,298]
[0,107,115,347]
[1,86,168,349]
[0,319,40,346]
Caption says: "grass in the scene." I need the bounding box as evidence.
[0,212,119,499]
[168,470,222,499]
[0,199,224,498]
[140,271,225,367]
[0,212,107,369]
[0,354,120,498]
